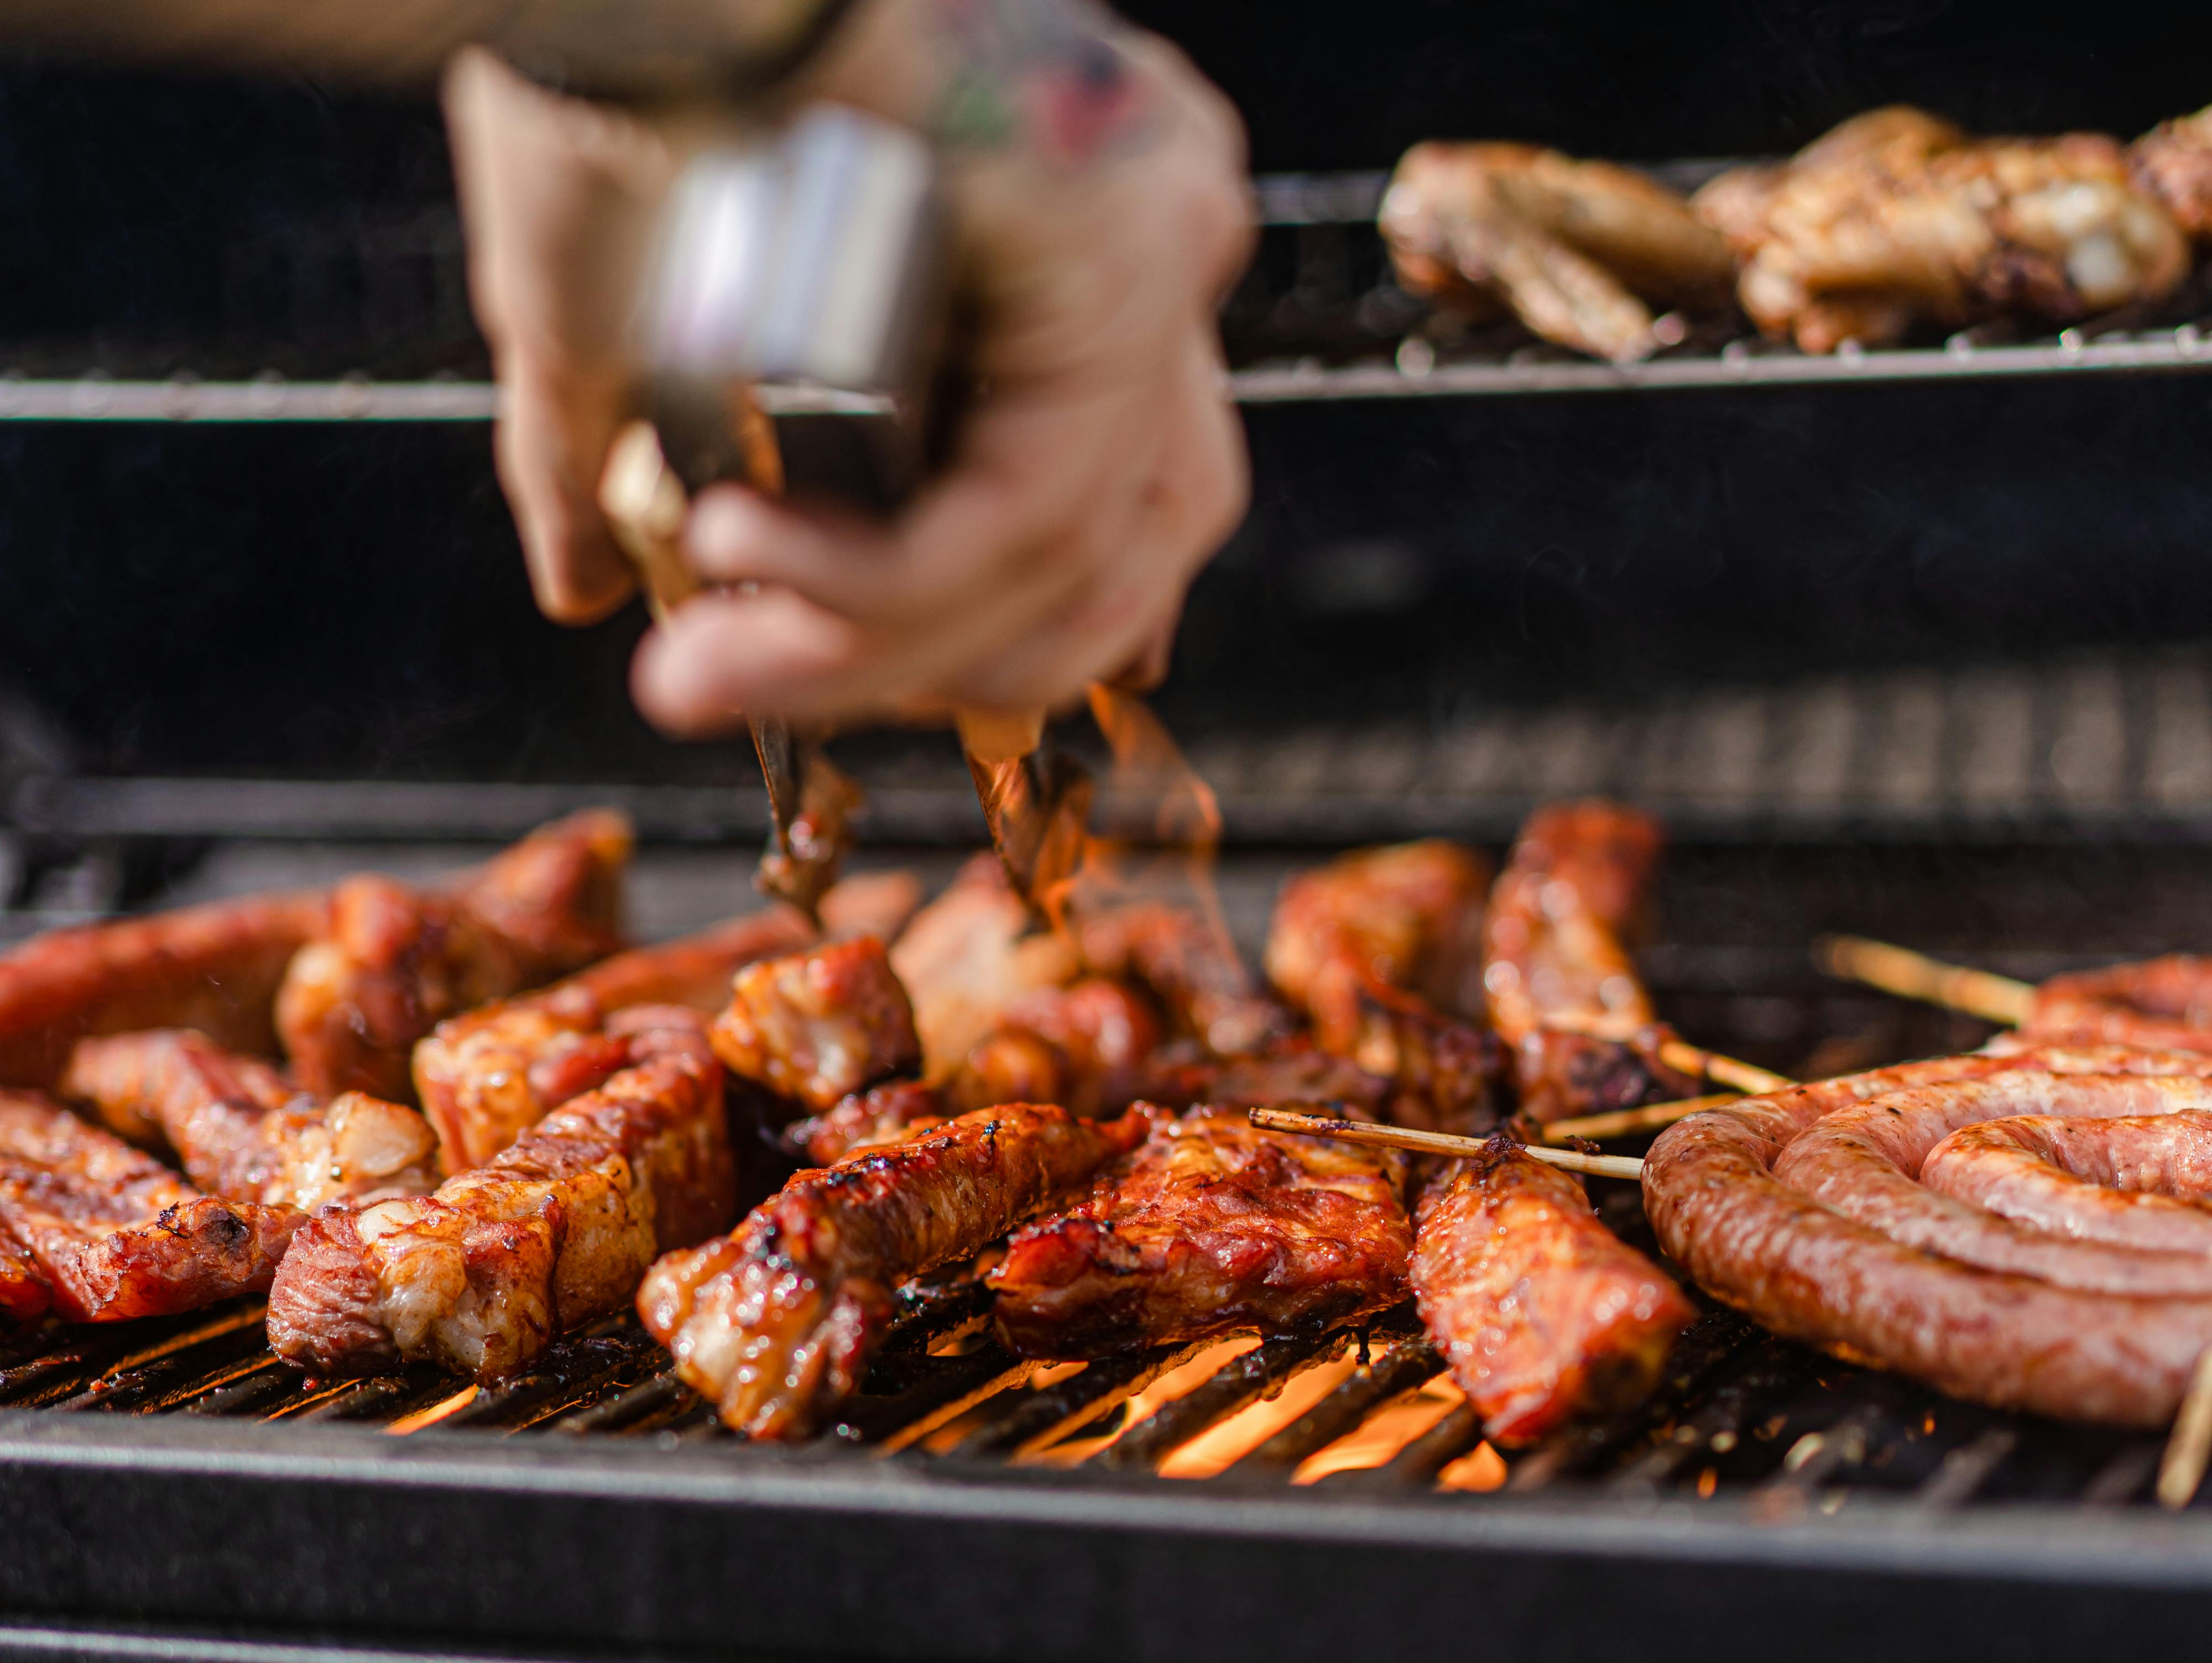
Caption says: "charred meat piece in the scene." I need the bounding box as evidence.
[0,1091,299,1323]
[276,811,631,1101]
[1182,1043,1390,1118]
[2133,103,2212,240]
[1265,840,1490,1053]
[1347,981,1503,1138]
[890,855,1077,1076]
[1413,1139,1693,1444]
[711,937,921,1115]
[60,1030,437,1210]
[414,907,814,1172]
[639,1102,1146,1438]
[785,1081,949,1166]
[946,979,1161,1118]
[1381,142,1738,362]
[1076,901,1288,1058]
[268,1013,729,1380]
[991,1106,1411,1359]
[0,891,329,1092]
[1510,1025,1700,1128]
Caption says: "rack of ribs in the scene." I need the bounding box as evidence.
[276,810,632,1102]
[267,1010,730,1380]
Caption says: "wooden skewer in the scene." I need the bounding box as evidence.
[1814,934,2037,1027]
[1541,1092,1743,1144]
[2160,1346,2212,1510]
[1537,1010,1793,1096]
[1248,1108,1645,1181]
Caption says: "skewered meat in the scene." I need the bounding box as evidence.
[1642,1045,2212,1427]
[0,890,328,1091]
[413,908,815,1172]
[0,1091,298,1322]
[1190,1044,1389,1118]
[639,1101,1146,1439]
[1381,142,1738,362]
[59,1030,437,1210]
[1509,1025,1699,1130]
[2132,104,2212,240]
[1694,107,2192,354]
[710,937,921,1115]
[1344,979,1502,1137]
[1076,901,1288,1058]
[2019,955,2212,1053]
[946,979,1160,1118]
[889,855,1077,1076]
[786,1081,948,1165]
[990,1106,1411,1359]
[1412,1137,1693,1444]
[1921,1109,2212,1253]
[277,811,631,1101]
[1265,840,1490,1054]
[268,1011,729,1379]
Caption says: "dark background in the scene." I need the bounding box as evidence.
[2,1,2210,782]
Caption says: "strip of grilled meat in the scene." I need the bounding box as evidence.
[276,810,631,1102]
[60,1030,437,1210]
[990,1105,1411,1359]
[268,1011,729,1379]
[1412,1137,1694,1444]
[0,1091,299,1322]
[0,891,329,1091]
[710,937,922,1116]
[639,1101,1147,1439]
[415,908,814,1172]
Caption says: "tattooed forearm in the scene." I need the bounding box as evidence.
[925,0,1150,165]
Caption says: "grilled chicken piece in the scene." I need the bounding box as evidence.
[1382,141,1738,362]
[1075,901,1288,1058]
[990,1106,1411,1359]
[890,855,1078,1076]
[277,812,632,1101]
[59,1030,437,1210]
[413,908,815,1172]
[1694,107,2191,353]
[0,1091,299,1323]
[2133,104,2212,240]
[640,1101,1147,1439]
[786,1081,949,1166]
[268,1012,729,1380]
[710,937,921,1115]
[1265,840,1490,1054]
[946,979,1161,1118]
[0,891,330,1091]
[1412,1138,1693,1444]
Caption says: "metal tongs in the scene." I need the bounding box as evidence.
[599,108,1087,922]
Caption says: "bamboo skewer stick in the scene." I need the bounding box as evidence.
[1536,1011,1793,1096]
[1247,1108,1645,1181]
[2159,1346,2212,1510]
[1814,934,2038,1027]
[1540,1092,1744,1144]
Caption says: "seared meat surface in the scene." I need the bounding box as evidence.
[889,855,1076,1075]
[639,1102,1146,1439]
[946,979,1162,1118]
[2133,103,2212,240]
[277,812,631,1101]
[710,937,921,1114]
[0,1090,299,1322]
[60,1029,437,1210]
[786,1081,950,1166]
[991,1106,1411,1359]
[268,1012,729,1379]
[1077,902,1288,1058]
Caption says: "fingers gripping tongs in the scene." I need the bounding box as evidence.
[600,108,1087,923]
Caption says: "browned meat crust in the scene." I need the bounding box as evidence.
[414,907,812,1172]
[2024,955,2212,1054]
[1346,980,1502,1138]
[1186,1043,1389,1117]
[0,1091,299,1322]
[1076,902,1288,1058]
[267,1014,729,1380]
[60,1030,437,1210]
[1510,1024,1700,1127]
[1264,840,1490,1052]
[710,937,921,1113]
[1642,1046,2212,1428]
[786,1081,948,1166]
[946,979,1161,1118]
[990,1106,1411,1359]
[889,855,1077,1076]
[276,811,631,1101]
[1412,1138,1693,1444]
[1922,1109,2212,1254]
[639,1102,1147,1439]
[2133,104,2212,240]
[0,892,328,1091]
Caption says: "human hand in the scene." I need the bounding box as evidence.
[445,0,1254,732]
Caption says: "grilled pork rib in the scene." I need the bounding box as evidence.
[268,1011,730,1380]
[60,1029,437,1210]
[0,1090,299,1322]
[990,1106,1411,1359]
[640,1102,1147,1439]
[276,810,631,1101]
[710,937,921,1115]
